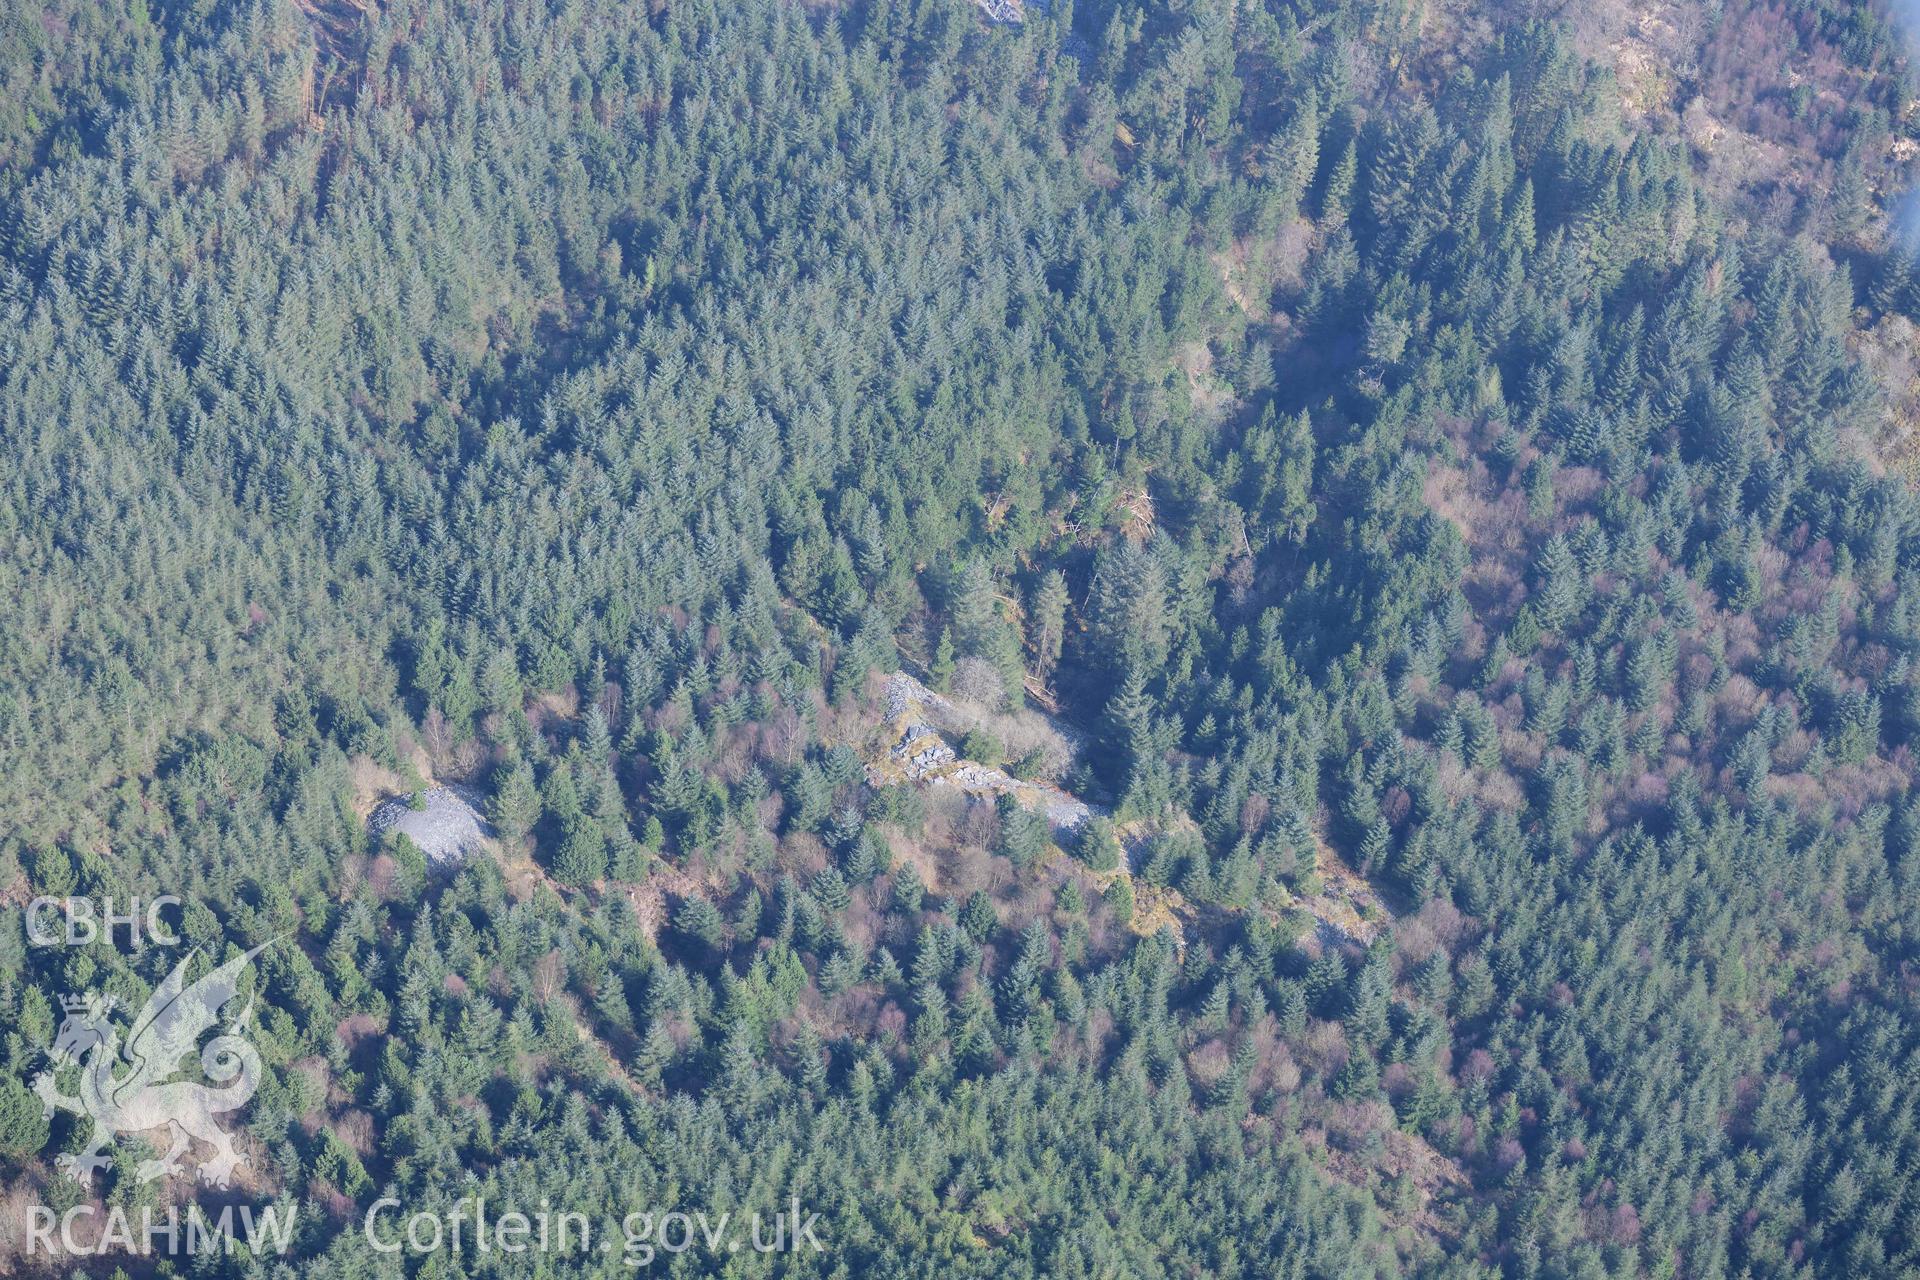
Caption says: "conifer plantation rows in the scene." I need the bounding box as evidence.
[3,0,1920,1275]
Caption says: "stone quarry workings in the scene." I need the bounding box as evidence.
[874,672,1094,835]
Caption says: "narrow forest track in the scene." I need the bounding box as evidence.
[559,992,644,1096]
[295,0,370,64]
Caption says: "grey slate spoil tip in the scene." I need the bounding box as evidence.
[368,785,492,866]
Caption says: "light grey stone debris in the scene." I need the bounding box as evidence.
[368,785,492,866]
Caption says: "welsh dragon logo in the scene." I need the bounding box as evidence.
[32,941,274,1188]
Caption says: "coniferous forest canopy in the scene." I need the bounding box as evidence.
[6,0,1920,1274]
